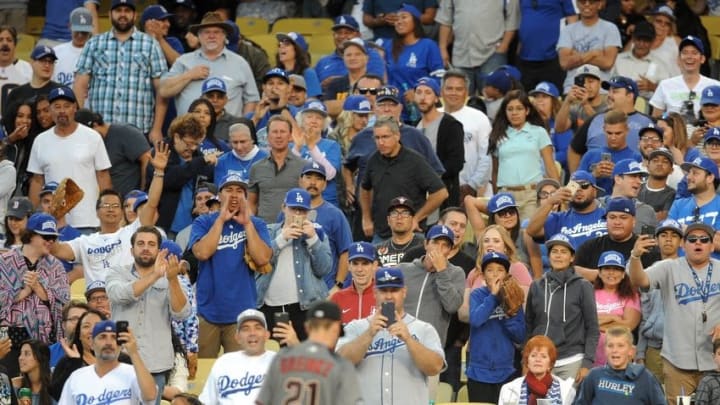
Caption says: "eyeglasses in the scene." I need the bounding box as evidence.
[358,88,378,95]
[686,235,712,244]
[64,316,81,323]
[99,203,121,209]
[640,136,662,143]
[388,210,412,218]
[278,38,294,47]
[496,208,517,218]
[707,141,720,149]
[40,234,57,242]
[89,295,108,303]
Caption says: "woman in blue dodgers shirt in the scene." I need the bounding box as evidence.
[382,4,444,124]
[466,252,526,403]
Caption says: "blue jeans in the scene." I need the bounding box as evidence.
[152,372,167,405]
[460,52,508,96]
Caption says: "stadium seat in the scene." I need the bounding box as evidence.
[98,17,112,33]
[701,16,720,60]
[187,358,215,395]
[265,339,280,352]
[25,16,44,36]
[271,18,334,36]
[306,34,335,54]
[435,382,453,402]
[70,279,86,302]
[247,34,278,61]
[15,34,35,62]
[236,16,269,36]
[457,384,469,401]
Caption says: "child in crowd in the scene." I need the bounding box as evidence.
[694,339,720,405]
[574,326,666,404]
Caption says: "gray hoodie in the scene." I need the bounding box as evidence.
[526,268,600,368]
[397,258,465,346]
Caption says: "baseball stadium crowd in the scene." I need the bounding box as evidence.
[2,0,720,404]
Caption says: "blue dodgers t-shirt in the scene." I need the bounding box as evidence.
[214,149,269,182]
[383,38,444,104]
[315,48,386,83]
[289,139,342,207]
[518,0,577,61]
[189,213,271,324]
[669,195,720,259]
[41,0,97,41]
[544,207,607,248]
[200,138,230,157]
[578,147,643,194]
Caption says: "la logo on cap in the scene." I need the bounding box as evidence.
[539,83,549,91]
[42,220,56,231]
[708,89,714,97]
[360,100,371,109]
[295,192,304,203]
[312,162,320,169]
[339,16,346,24]
[441,226,449,234]
[628,161,642,170]
[12,201,18,208]
[80,15,87,23]
[57,89,65,96]
[491,252,499,259]
[694,157,703,165]
[356,243,364,252]
[383,270,391,279]
[289,32,298,40]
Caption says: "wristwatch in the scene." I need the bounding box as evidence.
[335,281,344,289]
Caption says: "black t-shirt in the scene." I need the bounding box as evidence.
[638,184,676,213]
[575,234,660,269]
[376,233,425,266]
[105,124,151,198]
[323,75,351,101]
[3,81,62,117]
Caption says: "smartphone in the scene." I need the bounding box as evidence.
[292,215,304,228]
[601,152,612,162]
[574,75,585,88]
[566,180,580,196]
[0,326,7,340]
[641,225,656,237]
[381,301,396,326]
[274,312,290,326]
[116,321,129,344]
[696,118,708,127]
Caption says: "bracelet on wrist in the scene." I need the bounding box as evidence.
[153,172,164,177]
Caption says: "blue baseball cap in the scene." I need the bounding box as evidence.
[639,123,664,140]
[111,0,135,10]
[219,173,248,191]
[487,192,517,214]
[605,196,636,216]
[92,320,117,339]
[226,20,240,49]
[161,239,183,260]
[131,192,149,212]
[650,4,675,21]
[375,267,404,289]
[27,213,59,236]
[31,45,57,61]
[484,69,512,94]
[84,280,106,300]
[141,5,173,26]
[348,241,375,262]
[301,160,326,178]
[655,218,682,237]
[705,127,720,143]
[529,82,559,98]
[376,85,401,104]
[341,37,367,54]
[701,85,720,106]
[284,188,311,210]
[602,76,639,98]
[480,251,510,271]
[680,35,704,54]
[426,224,454,244]
[301,100,328,116]
[612,158,648,177]
[598,250,626,269]
[681,156,720,179]
[48,87,76,104]
[415,76,440,96]
[342,95,372,113]
[498,65,522,81]
[39,181,58,197]
[545,233,575,253]
[263,67,289,84]
[397,3,421,19]
[333,15,359,31]
[570,170,604,192]
[201,77,227,95]
[277,32,308,52]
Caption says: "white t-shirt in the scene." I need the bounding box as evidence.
[649,74,720,116]
[0,59,31,117]
[443,105,492,190]
[68,219,141,285]
[58,363,155,405]
[27,124,111,227]
[199,350,275,405]
[52,42,83,86]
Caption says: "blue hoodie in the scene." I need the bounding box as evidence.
[466,286,526,383]
[574,363,666,404]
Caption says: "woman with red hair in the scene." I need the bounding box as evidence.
[498,335,576,404]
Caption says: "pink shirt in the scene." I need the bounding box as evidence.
[593,289,641,366]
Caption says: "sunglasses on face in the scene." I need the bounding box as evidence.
[496,208,517,218]
[577,182,593,190]
[358,87,378,95]
[686,235,712,244]
[40,234,57,242]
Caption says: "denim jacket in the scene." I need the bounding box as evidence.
[255,222,332,309]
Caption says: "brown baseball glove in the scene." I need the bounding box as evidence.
[245,249,272,274]
[50,178,84,219]
[498,275,525,316]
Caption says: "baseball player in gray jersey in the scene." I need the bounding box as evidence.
[336,267,445,405]
[629,222,720,404]
[255,300,362,405]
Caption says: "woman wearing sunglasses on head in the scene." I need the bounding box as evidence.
[0,213,69,379]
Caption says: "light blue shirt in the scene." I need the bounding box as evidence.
[494,123,552,187]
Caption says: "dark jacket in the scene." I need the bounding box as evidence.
[436,113,464,208]
[147,140,214,230]
[575,363,666,405]
[526,268,599,369]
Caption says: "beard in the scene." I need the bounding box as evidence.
[570,197,594,211]
[134,255,156,268]
[111,18,134,33]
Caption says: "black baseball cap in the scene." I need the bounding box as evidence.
[306,301,342,322]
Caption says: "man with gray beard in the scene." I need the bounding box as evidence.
[526,170,608,248]
[58,321,157,405]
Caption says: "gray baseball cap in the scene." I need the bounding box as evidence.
[70,7,93,33]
